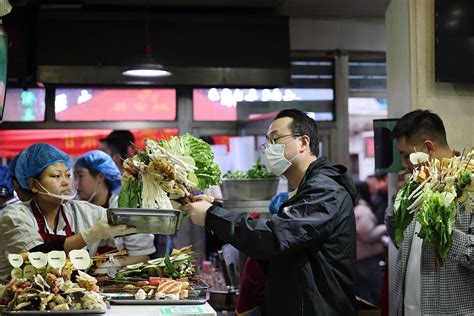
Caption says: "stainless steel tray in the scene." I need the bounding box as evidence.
[107,208,182,235]
[104,288,209,305]
[1,310,106,315]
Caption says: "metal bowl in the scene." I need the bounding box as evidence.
[220,178,279,201]
[107,208,182,235]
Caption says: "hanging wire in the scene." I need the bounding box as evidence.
[144,0,151,55]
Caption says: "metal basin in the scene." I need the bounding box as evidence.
[220,178,279,201]
[208,289,239,311]
[107,208,182,235]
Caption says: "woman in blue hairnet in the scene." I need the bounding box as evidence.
[74,150,155,265]
[0,143,137,282]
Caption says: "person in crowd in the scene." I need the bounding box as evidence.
[386,109,474,315]
[183,109,357,316]
[74,150,155,264]
[236,192,289,316]
[99,130,136,173]
[0,143,137,282]
[8,154,33,202]
[354,181,387,305]
[372,174,388,226]
[0,166,19,210]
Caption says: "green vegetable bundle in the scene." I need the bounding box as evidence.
[393,150,474,270]
[118,134,221,209]
[223,159,276,179]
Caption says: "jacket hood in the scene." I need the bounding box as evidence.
[308,157,357,204]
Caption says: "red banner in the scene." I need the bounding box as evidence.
[0,129,178,158]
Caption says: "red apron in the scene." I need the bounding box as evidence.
[31,201,74,242]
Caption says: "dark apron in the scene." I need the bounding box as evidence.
[31,201,74,242]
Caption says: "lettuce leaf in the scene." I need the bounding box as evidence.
[173,134,222,191]
[118,176,142,208]
[416,187,457,258]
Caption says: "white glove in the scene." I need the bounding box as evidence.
[81,220,137,246]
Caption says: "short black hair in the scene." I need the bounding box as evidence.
[100,130,135,160]
[391,110,448,146]
[274,109,319,156]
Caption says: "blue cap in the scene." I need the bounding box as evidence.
[75,150,122,192]
[15,143,72,191]
[269,192,289,215]
[0,166,14,198]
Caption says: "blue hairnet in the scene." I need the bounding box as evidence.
[15,143,72,191]
[75,150,122,192]
[269,192,289,215]
[0,166,14,197]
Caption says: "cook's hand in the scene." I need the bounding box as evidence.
[81,220,137,246]
[181,200,213,226]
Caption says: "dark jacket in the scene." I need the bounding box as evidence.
[206,158,357,316]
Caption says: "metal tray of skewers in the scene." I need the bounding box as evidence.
[100,280,209,305]
[106,208,183,235]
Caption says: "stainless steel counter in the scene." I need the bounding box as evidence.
[104,302,216,316]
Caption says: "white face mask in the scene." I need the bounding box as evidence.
[264,138,300,176]
[34,180,77,203]
[87,179,100,203]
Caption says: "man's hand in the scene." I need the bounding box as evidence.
[181,200,213,226]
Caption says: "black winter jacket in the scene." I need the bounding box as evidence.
[206,158,357,316]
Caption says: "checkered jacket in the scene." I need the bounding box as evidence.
[387,205,474,316]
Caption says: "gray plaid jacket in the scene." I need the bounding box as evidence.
[387,205,474,316]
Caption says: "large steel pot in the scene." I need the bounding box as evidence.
[220,178,279,201]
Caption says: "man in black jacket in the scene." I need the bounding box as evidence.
[183,109,357,316]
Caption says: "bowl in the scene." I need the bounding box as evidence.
[220,178,279,201]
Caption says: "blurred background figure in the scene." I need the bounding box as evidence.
[0,166,18,210]
[371,174,388,226]
[8,154,33,202]
[99,130,136,173]
[74,150,122,208]
[354,181,387,305]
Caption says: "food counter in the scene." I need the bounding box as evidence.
[104,302,216,316]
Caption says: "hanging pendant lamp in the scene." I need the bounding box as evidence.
[123,0,171,78]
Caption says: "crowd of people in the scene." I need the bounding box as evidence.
[0,109,471,316]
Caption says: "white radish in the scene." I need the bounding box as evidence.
[28,252,48,269]
[47,251,66,269]
[69,249,91,270]
[8,254,24,268]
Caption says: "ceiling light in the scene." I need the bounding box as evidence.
[122,1,171,78]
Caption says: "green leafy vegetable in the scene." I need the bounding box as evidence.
[416,186,457,258]
[159,134,222,191]
[223,159,276,179]
[393,180,418,247]
[164,256,181,278]
[118,176,142,208]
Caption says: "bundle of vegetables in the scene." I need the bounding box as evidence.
[394,150,474,269]
[118,134,221,209]
[115,246,195,280]
[223,159,276,179]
